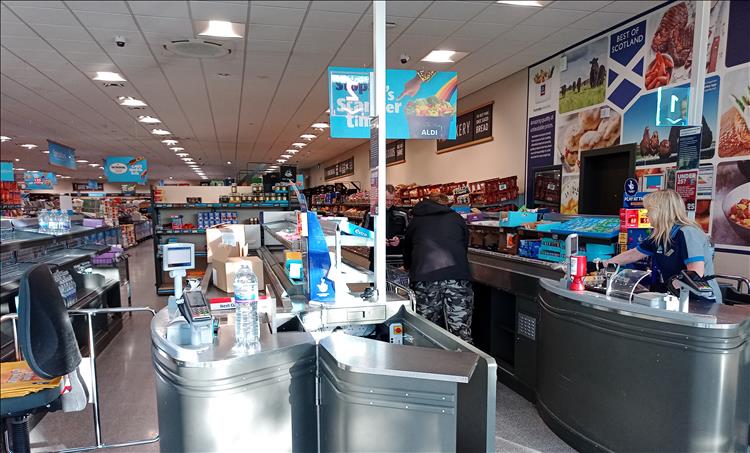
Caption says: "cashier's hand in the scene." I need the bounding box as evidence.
[388,236,400,247]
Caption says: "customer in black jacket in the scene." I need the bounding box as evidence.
[364,185,408,270]
[403,192,473,342]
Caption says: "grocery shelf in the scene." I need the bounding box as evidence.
[154,202,288,209]
[155,228,206,235]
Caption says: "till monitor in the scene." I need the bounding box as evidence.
[162,243,195,272]
[579,143,637,216]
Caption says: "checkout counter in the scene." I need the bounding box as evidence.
[468,214,750,452]
[150,211,497,452]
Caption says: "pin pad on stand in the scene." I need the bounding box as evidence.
[180,290,212,324]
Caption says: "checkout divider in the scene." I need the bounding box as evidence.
[150,209,497,453]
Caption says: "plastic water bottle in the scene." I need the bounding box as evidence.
[39,209,49,233]
[234,264,259,350]
[61,210,70,232]
[51,210,61,234]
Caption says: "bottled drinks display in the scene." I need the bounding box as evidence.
[53,270,77,308]
[38,209,50,233]
[233,264,260,350]
[39,209,72,234]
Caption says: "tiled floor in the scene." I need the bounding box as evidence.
[28,239,575,453]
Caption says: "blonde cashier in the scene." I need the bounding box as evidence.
[605,189,722,303]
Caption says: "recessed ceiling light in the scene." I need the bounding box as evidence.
[0,136,12,142]
[169,176,174,180]
[300,134,316,141]
[118,96,147,107]
[286,149,299,154]
[197,20,244,38]
[15,168,26,171]
[20,144,38,149]
[76,159,89,163]
[216,73,231,78]
[291,143,306,148]
[280,154,292,159]
[14,158,20,162]
[161,139,178,145]
[151,128,171,135]
[98,176,103,179]
[169,147,184,152]
[55,174,62,177]
[182,157,194,161]
[93,71,126,82]
[277,159,287,163]
[496,0,543,6]
[89,163,100,167]
[176,153,190,157]
[138,115,161,124]
[311,123,329,130]
[42,150,50,154]
[325,108,330,114]
[421,50,468,63]
[226,161,232,165]
[201,176,208,180]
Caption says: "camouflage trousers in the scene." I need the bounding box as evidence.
[411,280,473,343]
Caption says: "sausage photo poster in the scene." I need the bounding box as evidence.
[525,0,749,254]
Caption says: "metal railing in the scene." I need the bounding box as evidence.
[1,307,159,452]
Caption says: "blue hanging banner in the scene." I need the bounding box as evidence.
[328,67,458,140]
[47,140,77,170]
[0,161,14,182]
[104,156,148,183]
[24,171,57,190]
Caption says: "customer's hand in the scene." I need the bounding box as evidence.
[389,236,400,247]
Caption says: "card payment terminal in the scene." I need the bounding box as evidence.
[180,290,213,324]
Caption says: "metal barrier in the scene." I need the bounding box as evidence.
[1,307,159,452]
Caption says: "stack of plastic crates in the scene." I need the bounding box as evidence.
[538,237,565,262]
[91,245,124,266]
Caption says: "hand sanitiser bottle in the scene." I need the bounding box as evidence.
[233,264,259,350]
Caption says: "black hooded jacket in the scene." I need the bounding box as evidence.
[403,199,471,282]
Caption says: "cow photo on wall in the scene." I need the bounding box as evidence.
[558,36,608,114]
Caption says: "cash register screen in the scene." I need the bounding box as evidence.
[165,246,193,269]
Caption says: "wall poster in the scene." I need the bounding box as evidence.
[525,0,750,256]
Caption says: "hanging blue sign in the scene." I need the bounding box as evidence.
[328,67,458,140]
[0,161,13,182]
[24,171,57,189]
[47,140,77,170]
[104,156,147,183]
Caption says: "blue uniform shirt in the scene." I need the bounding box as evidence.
[636,224,722,303]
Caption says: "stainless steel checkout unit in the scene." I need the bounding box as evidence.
[468,218,750,452]
[150,210,497,453]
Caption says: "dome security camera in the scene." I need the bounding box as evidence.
[115,36,126,47]
[400,54,410,64]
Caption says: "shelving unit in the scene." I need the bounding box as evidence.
[151,186,292,295]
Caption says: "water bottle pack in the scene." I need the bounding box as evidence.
[53,270,77,308]
[234,264,259,350]
[39,209,71,235]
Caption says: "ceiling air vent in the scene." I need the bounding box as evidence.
[163,39,231,58]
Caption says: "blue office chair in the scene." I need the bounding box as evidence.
[1,263,158,452]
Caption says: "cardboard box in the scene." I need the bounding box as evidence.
[213,256,264,293]
[206,224,261,263]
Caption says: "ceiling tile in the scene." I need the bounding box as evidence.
[452,22,513,40]
[246,24,299,42]
[497,24,557,42]
[599,1,663,14]
[189,1,248,22]
[546,1,612,11]
[420,1,488,21]
[303,10,361,31]
[403,18,463,37]
[472,4,539,24]
[521,8,590,27]
[382,1,432,18]
[134,15,193,35]
[310,1,369,14]
[250,6,306,27]
[7,5,80,27]
[66,1,130,14]
[3,1,65,9]
[2,36,54,52]
[245,39,295,53]
[127,0,190,18]
[74,11,140,31]
[250,1,309,9]
[568,11,634,30]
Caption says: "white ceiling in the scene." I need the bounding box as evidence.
[0,0,664,181]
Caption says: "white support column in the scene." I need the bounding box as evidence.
[373,0,387,300]
[687,0,710,126]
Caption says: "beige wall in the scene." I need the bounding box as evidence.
[308,69,529,189]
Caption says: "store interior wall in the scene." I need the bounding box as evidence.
[307,69,528,189]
